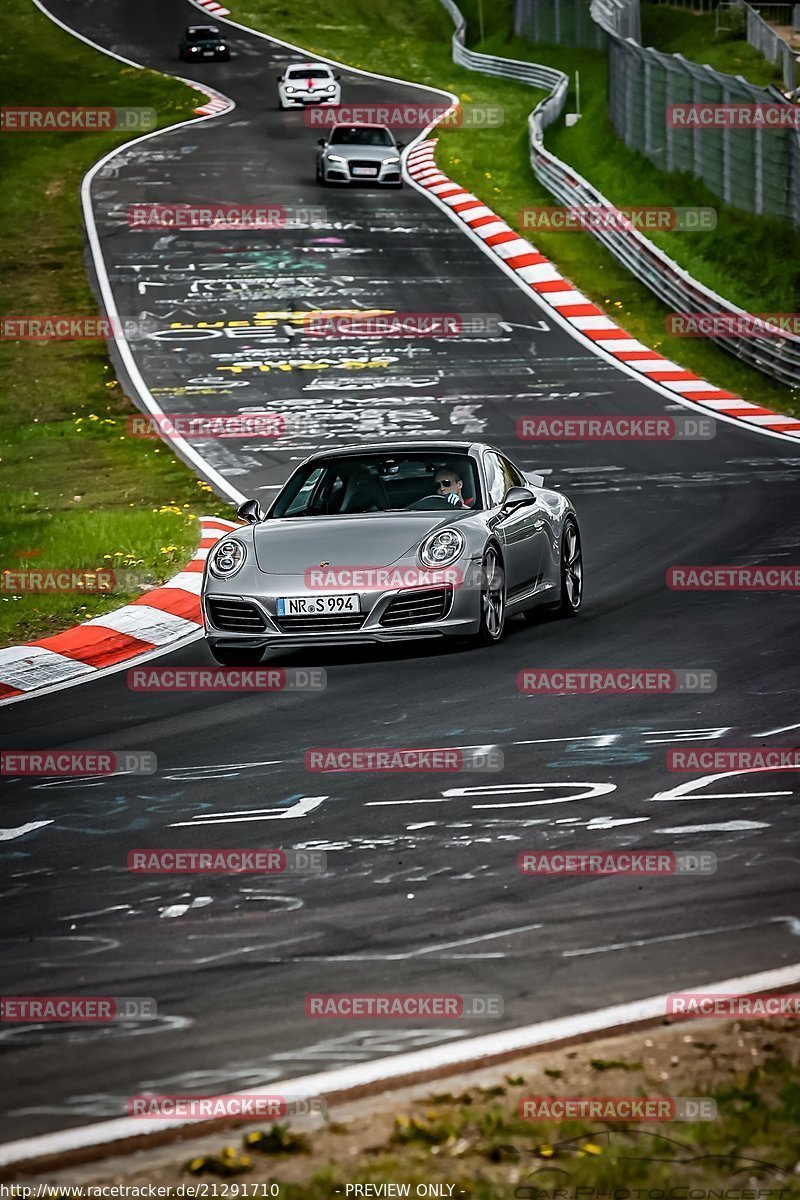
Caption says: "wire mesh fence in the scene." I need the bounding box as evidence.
[743,2,798,92]
[588,0,800,226]
[515,0,608,46]
[605,33,800,225]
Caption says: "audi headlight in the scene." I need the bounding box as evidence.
[383,157,400,166]
[327,153,347,164]
[209,538,246,578]
[419,528,465,568]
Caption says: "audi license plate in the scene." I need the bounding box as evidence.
[277,594,361,616]
[352,167,378,176]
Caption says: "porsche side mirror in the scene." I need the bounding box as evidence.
[502,486,537,512]
[334,73,342,80]
[236,499,264,524]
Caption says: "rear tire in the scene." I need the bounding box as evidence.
[209,645,264,666]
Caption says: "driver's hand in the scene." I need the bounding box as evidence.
[446,492,461,505]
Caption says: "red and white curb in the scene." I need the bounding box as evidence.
[0,962,797,1172]
[0,518,237,705]
[191,0,231,17]
[187,81,234,117]
[406,140,800,443]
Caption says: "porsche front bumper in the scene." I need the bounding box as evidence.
[202,578,481,650]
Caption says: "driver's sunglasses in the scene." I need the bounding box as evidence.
[436,479,454,488]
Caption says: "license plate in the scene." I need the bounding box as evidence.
[203,50,214,56]
[352,167,378,176]
[277,593,361,616]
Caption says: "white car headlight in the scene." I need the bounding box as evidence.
[285,85,295,93]
[209,538,247,578]
[383,157,400,166]
[218,45,227,51]
[327,153,347,164]
[419,528,465,568]
[326,84,336,92]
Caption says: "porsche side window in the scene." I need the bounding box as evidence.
[500,456,526,489]
[284,467,324,516]
[483,452,506,506]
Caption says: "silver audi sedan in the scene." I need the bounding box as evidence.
[202,442,583,664]
[316,123,403,187]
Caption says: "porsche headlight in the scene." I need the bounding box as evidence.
[285,85,295,93]
[209,538,246,578]
[419,528,465,568]
[326,83,336,92]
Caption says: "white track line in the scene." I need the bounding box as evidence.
[1,963,798,1167]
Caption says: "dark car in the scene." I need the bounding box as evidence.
[179,26,230,62]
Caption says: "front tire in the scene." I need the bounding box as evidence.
[474,545,506,645]
[209,645,264,666]
[549,518,583,617]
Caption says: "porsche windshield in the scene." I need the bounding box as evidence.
[272,454,483,517]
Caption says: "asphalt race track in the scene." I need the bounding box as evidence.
[2,0,799,1142]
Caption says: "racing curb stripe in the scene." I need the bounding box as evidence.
[0,963,797,1174]
[405,140,800,443]
[192,0,232,16]
[0,517,237,704]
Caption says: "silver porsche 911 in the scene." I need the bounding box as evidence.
[202,441,583,664]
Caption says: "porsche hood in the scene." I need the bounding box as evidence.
[252,513,471,575]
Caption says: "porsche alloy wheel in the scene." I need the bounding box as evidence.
[552,518,583,617]
[476,545,506,645]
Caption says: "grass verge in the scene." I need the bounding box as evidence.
[55,1020,800,1193]
[231,0,799,419]
[0,0,231,647]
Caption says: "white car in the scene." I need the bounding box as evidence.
[277,62,341,109]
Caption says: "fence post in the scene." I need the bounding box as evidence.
[721,77,733,204]
[691,63,703,176]
[754,124,764,215]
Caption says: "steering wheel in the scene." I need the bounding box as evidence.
[404,495,460,511]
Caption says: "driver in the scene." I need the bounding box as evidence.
[434,466,469,508]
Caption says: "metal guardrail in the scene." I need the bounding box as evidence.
[435,0,800,387]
